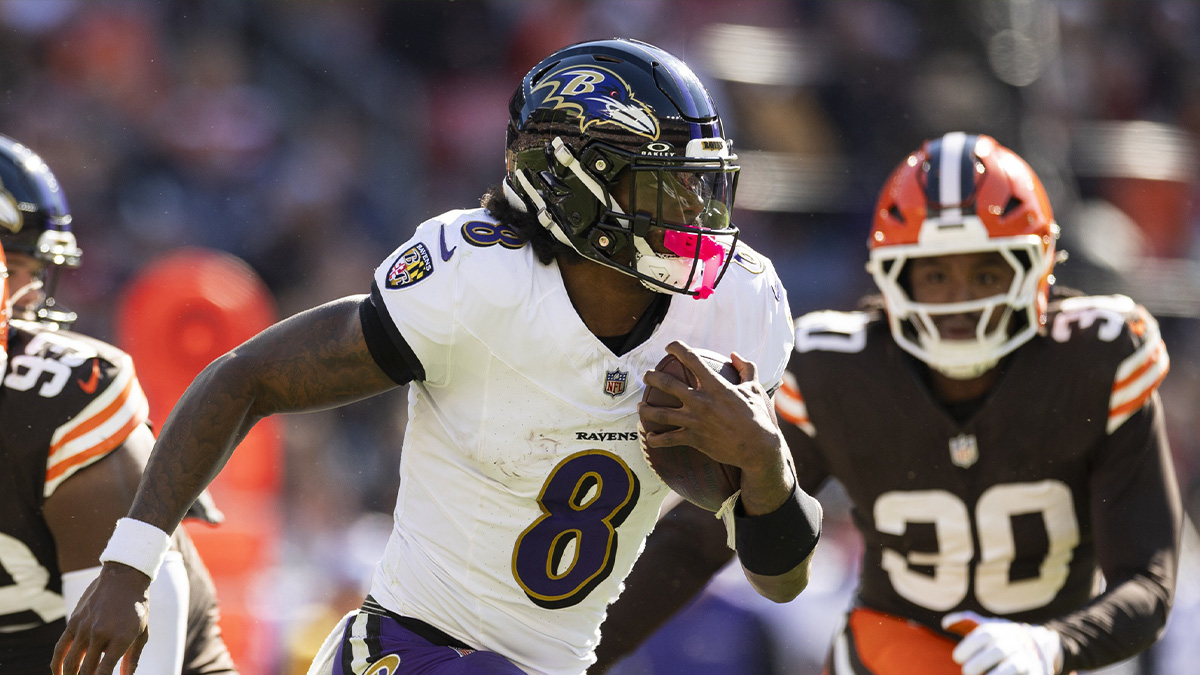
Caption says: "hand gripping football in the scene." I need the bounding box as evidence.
[640,349,742,512]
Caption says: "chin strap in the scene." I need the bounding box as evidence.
[506,134,622,252]
[501,178,528,213]
[550,137,613,208]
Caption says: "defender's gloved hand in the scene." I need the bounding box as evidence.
[942,611,1062,675]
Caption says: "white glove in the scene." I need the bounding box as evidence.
[942,611,1062,675]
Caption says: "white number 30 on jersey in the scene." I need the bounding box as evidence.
[874,480,1079,613]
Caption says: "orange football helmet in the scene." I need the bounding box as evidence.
[866,132,1058,379]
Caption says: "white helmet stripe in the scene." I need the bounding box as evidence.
[939,131,968,221]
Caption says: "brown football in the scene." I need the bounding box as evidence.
[640,349,742,512]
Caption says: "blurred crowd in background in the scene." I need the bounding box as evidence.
[2,0,1199,673]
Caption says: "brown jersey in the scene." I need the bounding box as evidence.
[0,322,237,674]
[775,295,1180,673]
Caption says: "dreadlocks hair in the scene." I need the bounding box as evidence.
[480,183,577,265]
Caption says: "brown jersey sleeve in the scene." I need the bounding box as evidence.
[1045,392,1181,671]
[776,361,832,495]
[23,331,152,499]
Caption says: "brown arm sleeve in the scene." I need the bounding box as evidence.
[1046,393,1182,672]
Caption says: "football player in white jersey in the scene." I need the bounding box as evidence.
[54,39,820,675]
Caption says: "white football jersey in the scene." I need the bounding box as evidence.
[367,208,793,675]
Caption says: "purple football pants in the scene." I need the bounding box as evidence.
[332,609,525,675]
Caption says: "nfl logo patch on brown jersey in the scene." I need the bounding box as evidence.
[949,433,978,468]
[386,243,434,289]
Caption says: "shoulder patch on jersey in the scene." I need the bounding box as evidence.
[732,247,766,274]
[385,242,435,289]
[461,220,524,249]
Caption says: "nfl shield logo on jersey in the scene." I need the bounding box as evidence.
[949,433,979,468]
[604,369,628,397]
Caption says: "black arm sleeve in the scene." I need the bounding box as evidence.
[359,285,423,385]
[1047,393,1182,672]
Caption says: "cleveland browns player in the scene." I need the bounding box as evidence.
[54,39,820,675]
[0,135,237,674]
[599,132,1182,675]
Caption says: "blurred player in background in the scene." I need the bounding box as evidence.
[53,38,819,675]
[0,135,238,674]
[600,132,1182,675]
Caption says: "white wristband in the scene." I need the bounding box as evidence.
[99,518,172,581]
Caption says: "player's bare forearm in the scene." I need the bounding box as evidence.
[737,435,794,516]
[130,296,399,530]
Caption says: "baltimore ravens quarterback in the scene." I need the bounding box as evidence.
[54,39,820,675]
